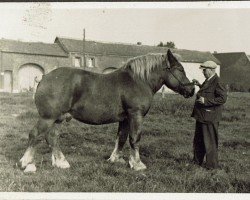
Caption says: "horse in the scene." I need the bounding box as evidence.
[19,49,195,173]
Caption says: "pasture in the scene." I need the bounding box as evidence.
[0,92,249,192]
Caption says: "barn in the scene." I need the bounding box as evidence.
[0,39,70,93]
[213,52,250,92]
[0,37,220,93]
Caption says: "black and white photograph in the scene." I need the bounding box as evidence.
[0,1,249,199]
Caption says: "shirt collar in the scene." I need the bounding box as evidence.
[207,73,216,81]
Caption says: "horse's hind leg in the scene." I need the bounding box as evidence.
[128,110,146,171]
[108,119,129,164]
[20,118,54,172]
[45,126,70,169]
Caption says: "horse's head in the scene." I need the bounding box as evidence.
[163,50,195,98]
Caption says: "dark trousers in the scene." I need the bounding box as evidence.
[193,121,219,169]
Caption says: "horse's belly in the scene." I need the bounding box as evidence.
[70,105,126,125]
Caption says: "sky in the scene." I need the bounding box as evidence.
[1,2,250,54]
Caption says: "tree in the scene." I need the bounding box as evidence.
[157,41,164,47]
[157,41,176,48]
[165,41,176,48]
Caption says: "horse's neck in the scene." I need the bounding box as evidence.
[120,67,164,94]
[136,72,164,94]
[148,75,165,94]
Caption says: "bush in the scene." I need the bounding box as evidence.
[229,83,248,92]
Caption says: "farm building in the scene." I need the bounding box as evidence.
[0,39,70,93]
[55,37,220,93]
[213,52,250,92]
[0,37,220,93]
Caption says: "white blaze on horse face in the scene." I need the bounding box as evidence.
[52,150,70,169]
[20,147,35,169]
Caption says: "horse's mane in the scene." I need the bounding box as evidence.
[121,53,168,81]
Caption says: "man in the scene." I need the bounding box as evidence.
[191,61,227,169]
[33,76,40,99]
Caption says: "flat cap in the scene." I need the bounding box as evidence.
[200,61,218,69]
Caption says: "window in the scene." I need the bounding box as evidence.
[87,57,95,68]
[74,57,81,67]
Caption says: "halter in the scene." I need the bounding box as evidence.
[167,67,194,87]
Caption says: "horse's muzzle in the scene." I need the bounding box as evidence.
[182,85,195,98]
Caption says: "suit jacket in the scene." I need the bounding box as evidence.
[191,74,227,123]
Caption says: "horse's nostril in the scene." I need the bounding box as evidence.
[185,87,195,98]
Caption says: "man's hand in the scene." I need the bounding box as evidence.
[192,79,201,86]
[196,96,205,104]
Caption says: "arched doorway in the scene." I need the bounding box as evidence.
[18,64,44,92]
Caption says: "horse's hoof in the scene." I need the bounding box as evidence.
[107,156,126,164]
[19,157,31,169]
[59,160,70,169]
[117,158,126,164]
[53,159,70,169]
[19,148,34,169]
[24,164,37,173]
[129,160,147,171]
[52,153,70,169]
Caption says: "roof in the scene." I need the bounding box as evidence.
[247,55,250,61]
[213,52,247,68]
[0,39,67,57]
[55,37,220,64]
[172,49,220,64]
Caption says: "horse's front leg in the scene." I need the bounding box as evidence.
[45,127,70,169]
[128,110,146,171]
[108,119,129,164]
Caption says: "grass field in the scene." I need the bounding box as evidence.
[0,92,249,193]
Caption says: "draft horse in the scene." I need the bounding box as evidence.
[20,50,195,172]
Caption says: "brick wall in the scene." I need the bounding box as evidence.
[0,51,132,92]
[70,53,130,73]
[0,52,71,92]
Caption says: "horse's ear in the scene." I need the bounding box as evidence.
[167,49,178,66]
